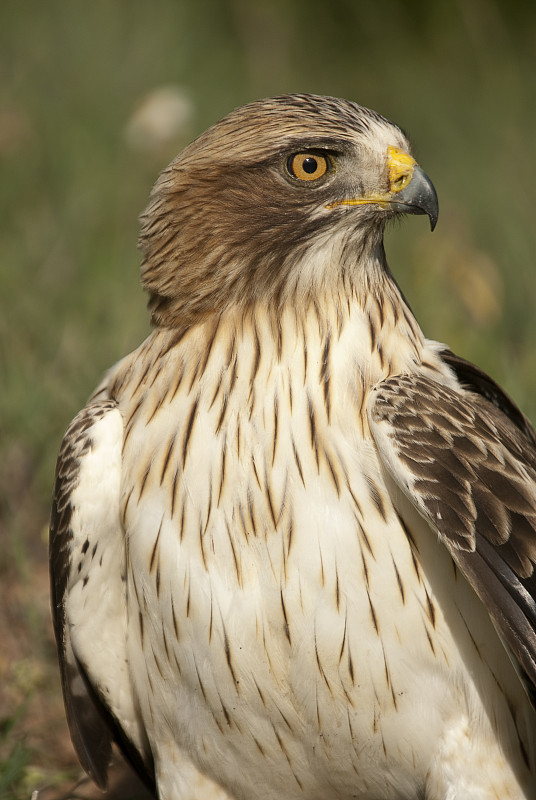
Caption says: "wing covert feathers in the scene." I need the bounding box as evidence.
[369,372,536,695]
[441,348,536,449]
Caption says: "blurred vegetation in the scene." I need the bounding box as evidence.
[1,0,536,796]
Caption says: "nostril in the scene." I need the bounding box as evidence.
[391,172,411,192]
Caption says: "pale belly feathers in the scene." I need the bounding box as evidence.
[114,308,535,799]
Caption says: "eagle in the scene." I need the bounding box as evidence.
[50,94,536,799]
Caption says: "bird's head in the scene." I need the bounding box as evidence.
[139,94,438,328]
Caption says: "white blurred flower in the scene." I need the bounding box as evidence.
[125,86,194,152]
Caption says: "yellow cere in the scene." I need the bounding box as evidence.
[387,146,416,194]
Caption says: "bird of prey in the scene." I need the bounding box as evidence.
[50,94,536,799]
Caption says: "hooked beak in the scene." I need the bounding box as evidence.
[327,145,439,231]
[388,162,439,231]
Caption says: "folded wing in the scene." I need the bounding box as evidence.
[369,367,536,701]
[49,398,155,791]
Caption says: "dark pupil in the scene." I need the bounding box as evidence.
[302,157,318,174]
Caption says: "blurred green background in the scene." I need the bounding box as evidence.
[1,0,536,797]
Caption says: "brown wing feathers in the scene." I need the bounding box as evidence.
[371,372,536,692]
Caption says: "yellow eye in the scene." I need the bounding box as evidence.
[288,153,329,181]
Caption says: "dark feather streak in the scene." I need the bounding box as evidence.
[182,395,200,465]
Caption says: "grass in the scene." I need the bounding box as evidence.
[0,708,32,799]
[2,0,536,796]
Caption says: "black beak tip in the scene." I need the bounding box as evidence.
[393,164,439,232]
[413,165,439,232]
